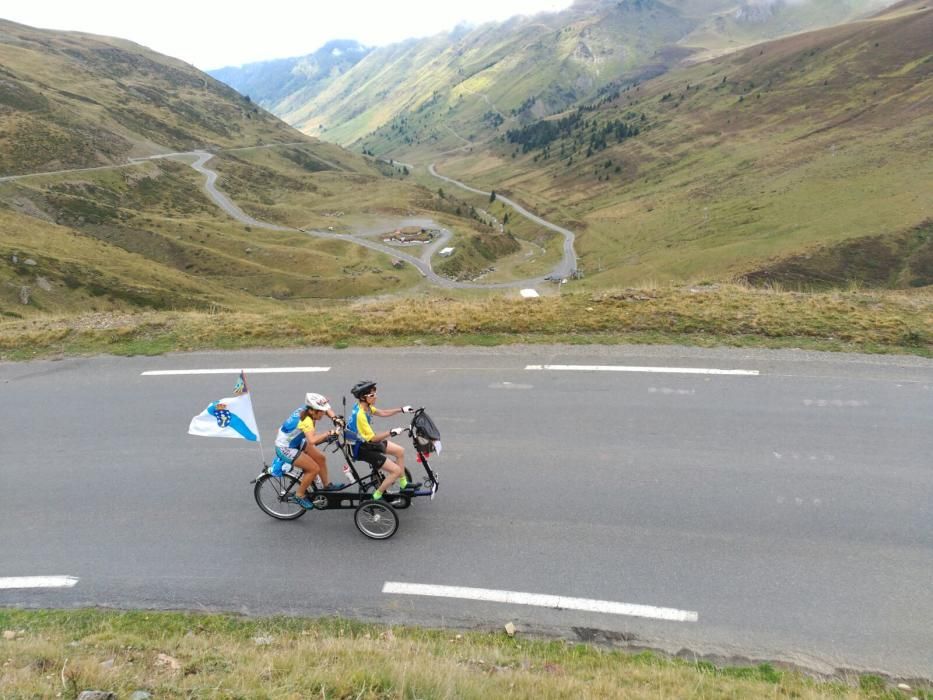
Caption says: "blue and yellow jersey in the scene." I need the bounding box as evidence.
[274,407,315,451]
[348,402,376,444]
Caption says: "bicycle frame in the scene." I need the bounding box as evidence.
[331,407,440,488]
[326,423,439,496]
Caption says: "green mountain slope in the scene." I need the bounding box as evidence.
[288,1,696,150]
[214,0,900,157]
[0,21,438,317]
[436,2,933,287]
[0,19,304,175]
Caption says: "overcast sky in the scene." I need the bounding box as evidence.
[1,0,574,70]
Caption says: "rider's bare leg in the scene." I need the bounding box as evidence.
[385,440,405,471]
[293,452,321,498]
[303,442,331,485]
[377,458,403,494]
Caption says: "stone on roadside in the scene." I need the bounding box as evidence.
[897,684,911,691]
[504,622,516,637]
[130,691,153,700]
[77,692,116,700]
[3,630,16,640]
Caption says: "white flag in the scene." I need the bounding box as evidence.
[188,392,260,442]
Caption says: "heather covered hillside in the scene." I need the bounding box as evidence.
[0,19,300,175]
[435,1,933,288]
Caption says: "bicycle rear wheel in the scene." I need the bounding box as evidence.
[254,473,306,520]
[354,501,399,540]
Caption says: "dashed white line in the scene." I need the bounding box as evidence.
[526,364,758,376]
[0,576,79,589]
[382,582,698,622]
[802,399,869,407]
[141,367,330,376]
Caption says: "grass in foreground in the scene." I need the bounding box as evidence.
[1,609,927,699]
[0,284,930,361]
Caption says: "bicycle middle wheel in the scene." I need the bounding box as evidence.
[254,473,306,520]
[354,500,399,540]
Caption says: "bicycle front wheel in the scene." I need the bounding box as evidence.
[354,500,399,540]
[254,473,306,520]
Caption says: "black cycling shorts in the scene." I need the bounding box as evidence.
[357,440,388,468]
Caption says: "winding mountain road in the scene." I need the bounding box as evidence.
[428,162,578,280]
[186,151,289,230]
[1,144,577,289]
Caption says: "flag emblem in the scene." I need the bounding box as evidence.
[213,403,232,428]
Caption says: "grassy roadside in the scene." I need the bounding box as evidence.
[1,609,927,699]
[1,285,930,361]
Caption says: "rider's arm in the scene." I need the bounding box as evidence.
[355,408,398,443]
[307,428,338,446]
[300,416,337,446]
[372,406,403,418]
[326,407,346,426]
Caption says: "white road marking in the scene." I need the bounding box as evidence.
[141,367,330,376]
[526,364,758,376]
[382,582,698,622]
[802,399,869,407]
[0,576,79,589]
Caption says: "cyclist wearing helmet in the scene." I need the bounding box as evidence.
[348,380,416,501]
[273,392,344,510]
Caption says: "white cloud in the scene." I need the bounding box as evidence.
[1,0,573,70]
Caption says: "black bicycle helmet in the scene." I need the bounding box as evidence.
[351,379,377,399]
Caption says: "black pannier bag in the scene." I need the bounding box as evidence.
[412,409,441,454]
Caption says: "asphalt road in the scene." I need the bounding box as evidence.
[1,346,931,678]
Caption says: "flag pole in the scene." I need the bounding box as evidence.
[240,370,267,466]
